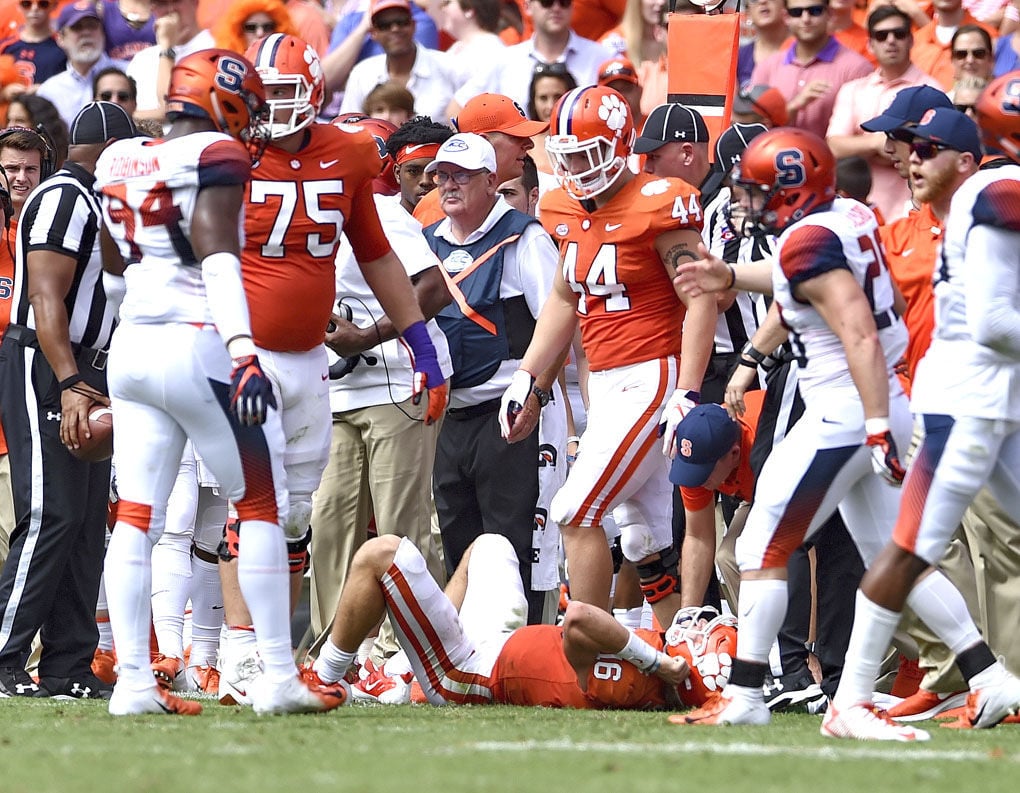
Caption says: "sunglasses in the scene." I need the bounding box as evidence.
[954,103,976,113]
[533,61,570,77]
[243,21,277,34]
[434,169,485,185]
[374,15,412,30]
[952,47,988,60]
[871,27,909,42]
[99,90,132,102]
[787,4,825,17]
[18,0,50,8]
[909,140,954,160]
[534,0,571,8]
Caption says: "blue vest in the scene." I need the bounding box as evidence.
[425,208,539,389]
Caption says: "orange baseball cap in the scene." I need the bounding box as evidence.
[454,93,548,137]
[597,57,639,88]
[732,85,789,128]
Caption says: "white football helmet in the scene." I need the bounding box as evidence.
[245,34,325,140]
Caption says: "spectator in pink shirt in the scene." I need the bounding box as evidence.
[750,0,871,138]
[826,5,942,222]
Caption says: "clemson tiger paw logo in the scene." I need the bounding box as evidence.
[598,94,628,137]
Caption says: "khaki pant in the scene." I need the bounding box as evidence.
[0,453,12,567]
[309,397,445,663]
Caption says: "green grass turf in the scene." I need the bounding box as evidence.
[1,698,1016,793]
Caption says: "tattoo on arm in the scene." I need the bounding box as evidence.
[665,244,699,273]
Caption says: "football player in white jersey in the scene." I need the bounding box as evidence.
[670,127,939,738]
[824,79,1020,740]
[96,49,347,716]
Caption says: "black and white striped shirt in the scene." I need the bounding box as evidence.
[702,187,773,356]
[11,162,114,350]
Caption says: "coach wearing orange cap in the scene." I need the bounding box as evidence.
[413,92,547,226]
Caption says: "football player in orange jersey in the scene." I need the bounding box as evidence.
[304,531,689,708]
[498,85,716,631]
[212,34,448,706]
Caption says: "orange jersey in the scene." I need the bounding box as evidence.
[490,625,668,709]
[539,173,702,372]
[243,124,391,352]
[880,203,942,394]
[679,389,764,511]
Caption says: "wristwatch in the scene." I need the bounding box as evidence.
[531,385,551,408]
[159,47,176,59]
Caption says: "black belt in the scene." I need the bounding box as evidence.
[873,308,899,330]
[446,398,501,421]
[4,323,108,371]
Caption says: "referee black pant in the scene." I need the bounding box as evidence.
[0,333,109,679]
[433,399,543,624]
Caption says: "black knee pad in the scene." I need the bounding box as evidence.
[287,526,312,574]
[636,545,680,604]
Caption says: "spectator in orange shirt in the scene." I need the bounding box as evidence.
[830,0,872,61]
[911,0,997,88]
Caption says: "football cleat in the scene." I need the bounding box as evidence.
[351,659,413,704]
[886,689,967,722]
[251,673,349,715]
[671,690,770,726]
[91,648,118,685]
[763,669,826,713]
[821,702,929,741]
[0,666,46,697]
[151,654,193,692]
[965,670,1020,729]
[218,653,264,706]
[188,665,221,696]
[109,685,203,716]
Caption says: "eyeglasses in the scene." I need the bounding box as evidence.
[952,47,989,60]
[373,16,413,30]
[243,21,277,34]
[99,90,132,102]
[18,0,51,9]
[434,169,485,185]
[871,27,909,42]
[787,4,826,17]
[533,62,570,77]
[909,140,953,160]
[534,0,572,8]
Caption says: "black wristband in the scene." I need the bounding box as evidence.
[59,374,84,391]
[737,358,759,369]
[740,341,767,364]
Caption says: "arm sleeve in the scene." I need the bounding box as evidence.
[966,224,1020,357]
[201,252,253,348]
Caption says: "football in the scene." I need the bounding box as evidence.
[69,407,114,463]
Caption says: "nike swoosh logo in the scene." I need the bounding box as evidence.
[320,159,339,169]
[821,417,840,424]
[362,677,394,696]
[321,373,329,381]
[902,248,914,257]
[402,144,430,154]
[605,223,623,232]
[211,605,224,610]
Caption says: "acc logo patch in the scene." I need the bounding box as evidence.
[443,249,474,274]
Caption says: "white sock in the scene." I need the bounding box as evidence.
[906,571,981,656]
[188,555,223,668]
[221,623,259,668]
[104,524,156,691]
[314,637,356,684]
[735,578,789,664]
[95,575,114,651]
[235,520,294,684]
[833,590,900,709]
[150,532,192,660]
[384,650,412,677]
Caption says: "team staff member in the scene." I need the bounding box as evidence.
[501,85,716,630]
[0,166,15,568]
[0,103,125,700]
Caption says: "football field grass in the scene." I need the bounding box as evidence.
[2,699,1017,793]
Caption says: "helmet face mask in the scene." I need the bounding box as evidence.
[664,607,737,707]
[246,34,325,141]
[546,86,635,200]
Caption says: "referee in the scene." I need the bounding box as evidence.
[0,103,136,699]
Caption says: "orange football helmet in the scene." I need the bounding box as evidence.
[664,607,737,707]
[246,34,325,140]
[733,127,836,234]
[975,71,1020,164]
[166,49,267,142]
[546,85,635,200]
[333,115,399,195]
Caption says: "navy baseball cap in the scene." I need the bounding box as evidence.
[860,85,953,133]
[668,404,740,488]
[909,107,982,160]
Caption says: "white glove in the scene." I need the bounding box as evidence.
[660,388,701,458]
[498,369,534,439]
